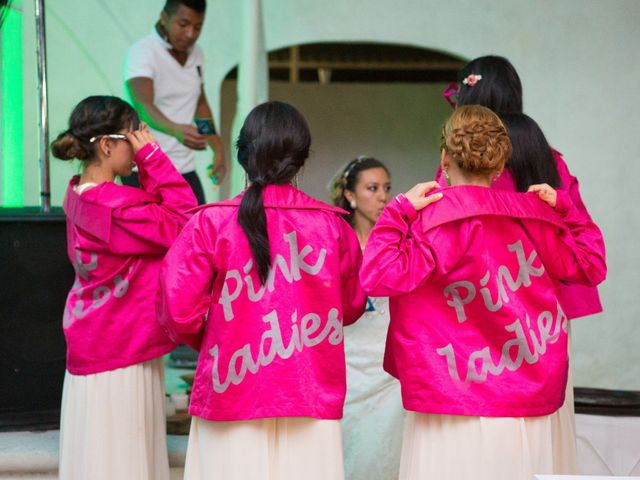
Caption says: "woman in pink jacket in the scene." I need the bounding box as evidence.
[440,55,601,472]
[52,96,197,480]
[361,105,606,480]
[442,55,602,320]
[158,101,367,480]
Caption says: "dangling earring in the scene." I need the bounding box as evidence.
[244,173,249,189]
[443,169,451,186]
[350,200,357,209]
[292,175,299,188]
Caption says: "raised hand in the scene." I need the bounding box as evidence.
[125,123,156,154]
[404,181,443,211]
[174,124,208,150]
[528,183,557,208]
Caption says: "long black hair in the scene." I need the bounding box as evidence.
[501,113,561,192]
[457,55,523,115]
[236,101,311,285]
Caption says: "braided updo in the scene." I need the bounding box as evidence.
[441,105,512,176]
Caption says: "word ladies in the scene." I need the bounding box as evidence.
[437,301,568,385]
[210,230,345,393]
[437,240,567,385]
[211,307,342,393]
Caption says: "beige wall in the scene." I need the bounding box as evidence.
[220,80,453,202]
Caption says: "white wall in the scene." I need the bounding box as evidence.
[3,0,639,389]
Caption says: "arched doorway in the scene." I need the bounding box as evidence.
[218,42,465,200]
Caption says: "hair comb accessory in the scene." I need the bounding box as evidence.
[443,81,459,109]
[342,155,369,180]
[462,74,482,86]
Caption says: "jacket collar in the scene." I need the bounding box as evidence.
[63,176,159,242]
[193,184,347,215]
[420,185,566,232]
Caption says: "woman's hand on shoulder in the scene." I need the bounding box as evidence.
[404,181,443,211]
[125,123,156,154]
[528,183,557,208]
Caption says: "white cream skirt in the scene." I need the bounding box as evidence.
[551,325,577,474]
[399,350,576,480]
[399,411,562,480]
[183,416,344,480]
[58,357,170,480]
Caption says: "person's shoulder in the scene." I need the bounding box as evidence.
[128,32,154,50]
[126,33,164,61]
[124,33,161,79]
[192,43,205,60]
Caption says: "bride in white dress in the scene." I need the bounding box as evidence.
[331,156,405,480]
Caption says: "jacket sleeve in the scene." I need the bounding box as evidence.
[360,194,437,297]
[554,151,594,222]
[157,211,215,350]
[533,190,606,287]
[106,142,198,255]
[337,219,367,326]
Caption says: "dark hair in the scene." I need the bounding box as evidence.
[236,101,311,285]
[500,113,561,192]
[164,0,206,15]
[457,56,523,114]
[51,96,139,161]
[330,156,390,225]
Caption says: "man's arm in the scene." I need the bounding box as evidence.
[126,77,207,150]
[195,87,226,183]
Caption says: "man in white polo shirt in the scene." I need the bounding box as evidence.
[123,0,225,204]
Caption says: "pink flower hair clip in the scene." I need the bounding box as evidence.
[462,74,482,87]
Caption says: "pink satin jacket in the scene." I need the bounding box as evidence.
[158,185,367,421]
[361,186,606,417]
[435,150,602,319]
[63,142,196,374]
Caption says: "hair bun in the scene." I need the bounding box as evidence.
[51,131,90,161]
[443,105,512,175]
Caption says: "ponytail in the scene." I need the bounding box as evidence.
[237,182,270,284]
[235,101,311,285]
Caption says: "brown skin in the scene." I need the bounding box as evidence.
[343,167,392,248]
[79,124,156,187]
[159,4,204,62]
[125,4,226,183]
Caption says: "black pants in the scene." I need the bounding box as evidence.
[121,170,206,205]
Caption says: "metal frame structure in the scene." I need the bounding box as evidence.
[34,0,50,212]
